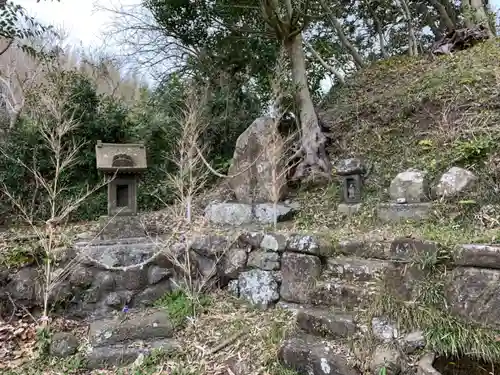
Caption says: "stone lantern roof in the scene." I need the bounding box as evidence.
[95,140,147,173]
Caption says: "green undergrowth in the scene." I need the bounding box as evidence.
[293,184,500,245]
[374,293,500,363]
[290,164,500,242]
[365,243,500,365]
[315,38,500,232]
[154,289,213,329]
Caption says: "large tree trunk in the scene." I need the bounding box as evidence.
[461,0,494,35]
[399,0,419,56]
[430,0,456,31]
[284,32,331,181]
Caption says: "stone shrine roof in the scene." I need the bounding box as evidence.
[95,141,147,173]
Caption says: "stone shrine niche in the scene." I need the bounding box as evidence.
[336,158,365,204]
[95,141,147,216]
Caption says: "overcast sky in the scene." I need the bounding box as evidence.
[17,0,500,50]
[16,0,137,49]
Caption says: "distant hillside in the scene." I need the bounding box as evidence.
[320,38,500,207]
[0,40,146,112]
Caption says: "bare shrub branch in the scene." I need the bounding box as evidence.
[164,83,211,223]
[0,74,112,326]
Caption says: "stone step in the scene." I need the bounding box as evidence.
[86,338,180,369]
[295,307,357,339]
[74,237,158,248]
[278,333,360,375]
[310,278,378,310]
[325,256,392,282]
[89,309,174,347]
[79,242,161,268]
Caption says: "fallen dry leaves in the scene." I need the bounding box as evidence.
[0,315,38,369]
[0,313,87,371]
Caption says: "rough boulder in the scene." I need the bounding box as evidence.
[228,117,287,204]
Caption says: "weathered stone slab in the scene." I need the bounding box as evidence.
[247,250,280,270]
[280,253,322,304]
[81,241,158,268]
[114,268,148,290]
[278,334,359,375]
[89,309,174,347]
[98,215,146,240]
[74,236,154,248]
[447,267,500,328]
[333,238,438,262]
[204,202,254,225]
[296,308,356,339]
[238,231,263,248]
[254,202,298,224]
[389,237,438,261]
[381,264,425,301]
[310,279,376,309]
[132,280,173,307]
[50,332,79,358]
[286,234,321,255]
[326,257,392,281]
[389,169,429,203]
[238,269,279,308]
[86,338,179,369]
[454,244,500,269]
[260,233,287,252]
[190,234,229,256]
[218,248,248,279]
[377,203,432,222]
[334,240,389,259]
[147,266,171,285]
[338,203,363,215]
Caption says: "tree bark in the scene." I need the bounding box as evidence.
[398,0,418,56]
[319,0,365,69]
[373,15,388,58]
[430,0,456,30]
[285,33,331,180]
[362,0,388,58]
[304,40,345,85]
[461,0,494,35]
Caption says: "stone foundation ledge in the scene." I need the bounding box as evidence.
[377,202,433,222]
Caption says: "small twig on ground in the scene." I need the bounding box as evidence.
[206,327,250,356]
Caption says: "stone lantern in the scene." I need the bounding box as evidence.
[95,141,147,239]
[336,158,365,214]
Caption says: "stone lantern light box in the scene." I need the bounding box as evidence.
[95,140,147,216]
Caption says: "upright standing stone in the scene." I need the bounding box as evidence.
[228,117,287,204]
[389,169,429,203]
[435,166,477,198]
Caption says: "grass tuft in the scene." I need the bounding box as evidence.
[372,288,500,364]
[154,289,212,329]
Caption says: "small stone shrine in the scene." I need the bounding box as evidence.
[95,141,147,239]
[336,158,365,215]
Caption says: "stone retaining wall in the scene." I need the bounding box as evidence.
[2,231,500,327]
